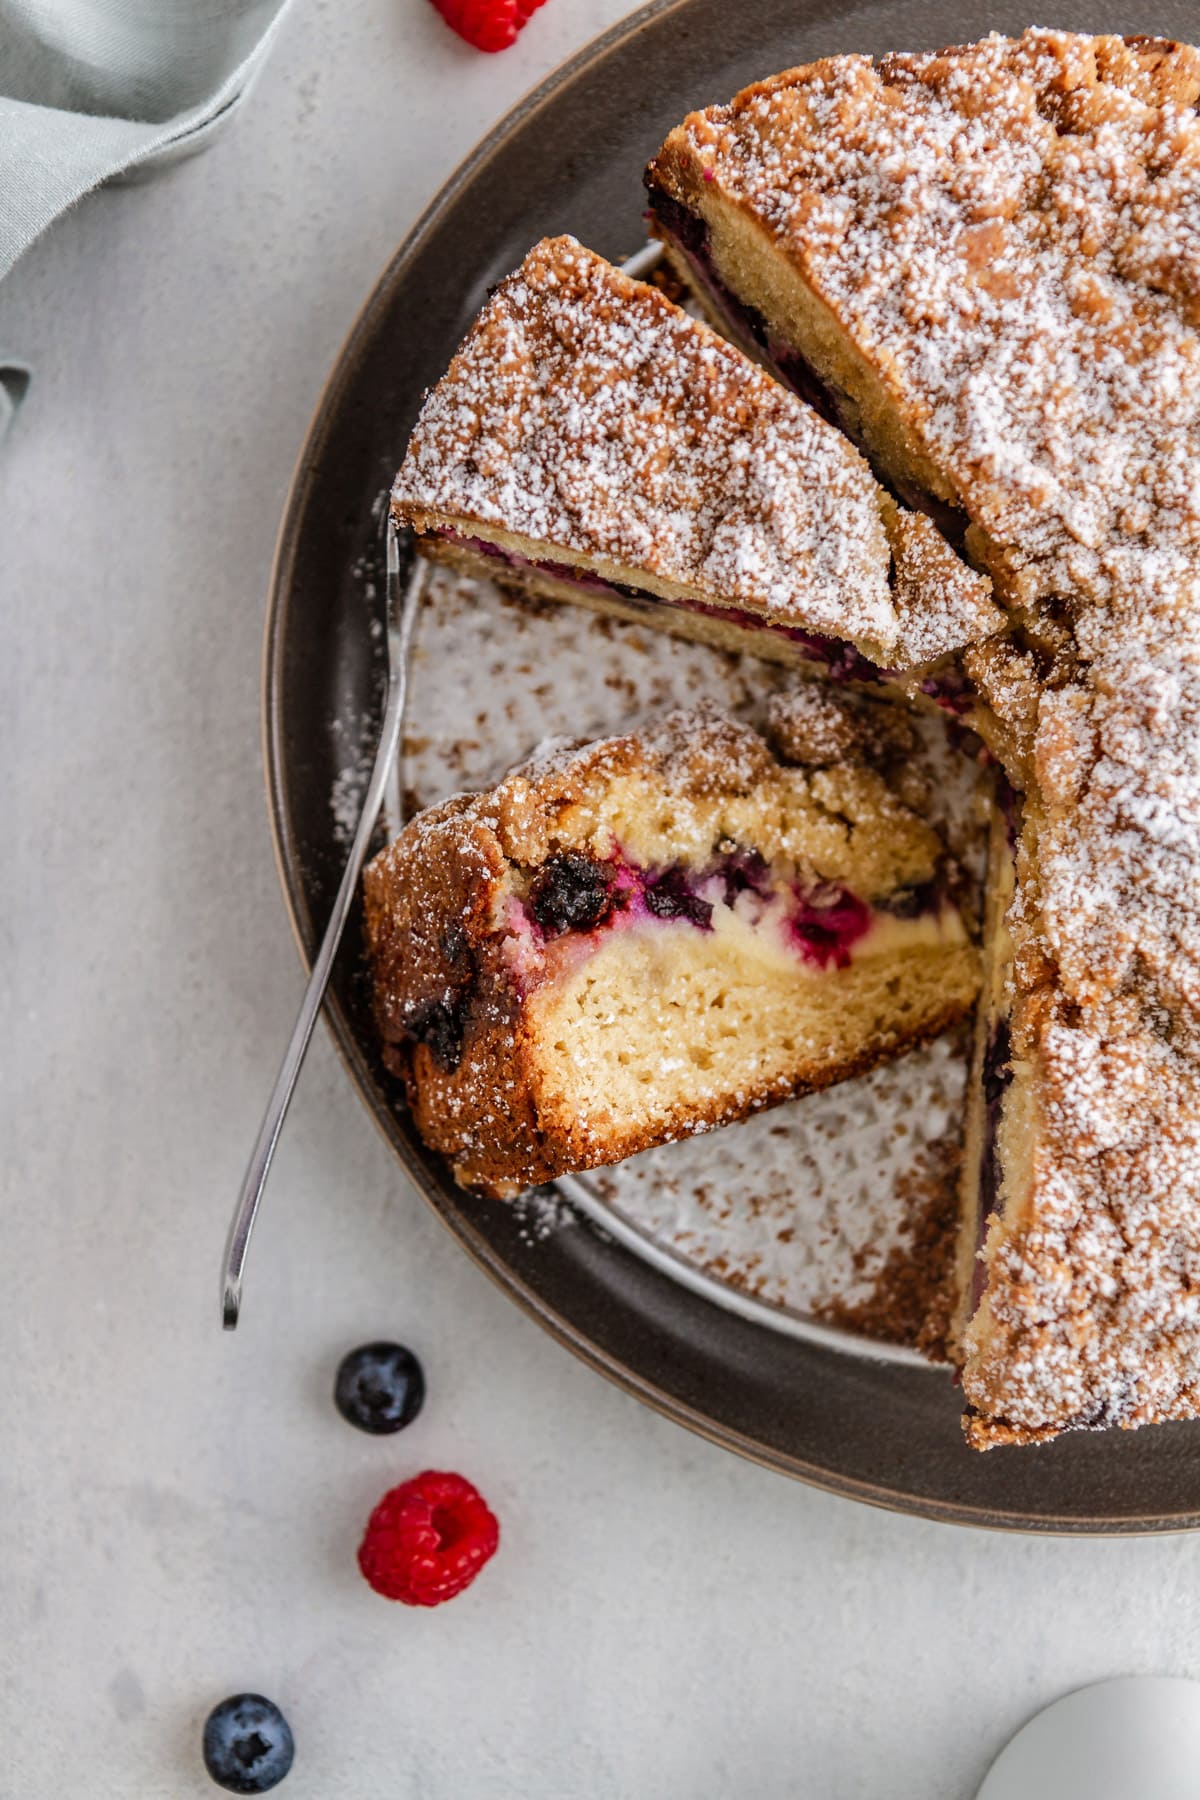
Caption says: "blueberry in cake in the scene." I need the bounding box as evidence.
[364,697,978,1199]
[648,29,1200,1444]
[391,235,1001,700]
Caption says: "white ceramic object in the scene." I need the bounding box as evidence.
[978,1677,1200,1800]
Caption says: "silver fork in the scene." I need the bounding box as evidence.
[221,520,428,1328]
[221,243,663,1329]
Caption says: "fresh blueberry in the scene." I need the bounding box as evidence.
[528,851,614,935]
[334,1342,426,1435]
[202,1694,294,1794]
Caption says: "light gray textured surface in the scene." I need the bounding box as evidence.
[3,3,1200,1796]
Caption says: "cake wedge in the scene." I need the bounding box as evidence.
[392,235,1000,697]
[364,697,979,1199]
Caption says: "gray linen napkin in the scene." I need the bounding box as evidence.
[0,0,295,440]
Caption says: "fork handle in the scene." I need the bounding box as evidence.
[221,542,428,1327]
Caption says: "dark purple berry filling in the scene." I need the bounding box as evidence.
[715,848,772,904]
[983,1017,1013,1122]
[995,770,1024,847]
[529,851,616,936]
[918,663,976,718]
[520,844,917,972]
[877,880,940,919]
[643,865,715,927]
[674,597,885,681]
[436,528,888,681]
[970,1018,1013,1308]
[438,530,646,602]
[404,996,468,1073]
[647,186,708,259]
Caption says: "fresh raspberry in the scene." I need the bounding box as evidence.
[427,0,547,53]
[358,1470,499,1606]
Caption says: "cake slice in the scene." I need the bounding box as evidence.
[364,698,979,1199]
[392,235,1001,701]
[652,30,1200,1443]
[646,30,1200,629]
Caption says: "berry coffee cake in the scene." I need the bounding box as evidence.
[391,236,1000,697]
[364,698,978,1199]
[649,28,1200,1444]
[368,26,1200,1449]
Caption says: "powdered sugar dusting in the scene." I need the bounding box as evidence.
[967,629,1200,1440]
[665,30,1200,623]
[393,235,992,660]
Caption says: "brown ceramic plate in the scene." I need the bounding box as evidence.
[264,0,1200,1531]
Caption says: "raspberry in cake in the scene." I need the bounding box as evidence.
[363,699,979,1199]
[647,30,1200,1444]
[391,236,1001,700]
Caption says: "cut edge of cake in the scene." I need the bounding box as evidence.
[950,780,1017,1369]
[364,696,981,1200]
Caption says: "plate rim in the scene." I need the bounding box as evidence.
[260,0,1200,1536]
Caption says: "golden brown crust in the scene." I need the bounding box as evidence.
[363,805,552,1198]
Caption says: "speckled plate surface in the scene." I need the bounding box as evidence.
[265,0,1200,1530]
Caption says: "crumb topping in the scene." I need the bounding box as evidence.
[1034,635,1200,1016]
[885,507,1001,665]
[661,30,1200,624]
[763,682,917,767]
[393,235,994,663]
